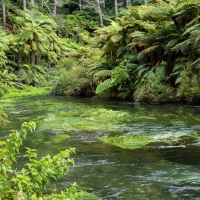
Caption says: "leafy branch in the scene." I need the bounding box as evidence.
[0,122,82,199]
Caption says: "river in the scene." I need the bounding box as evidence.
[1,95,200,199]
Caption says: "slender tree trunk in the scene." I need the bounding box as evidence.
[43,0,53,15]
[17,52,22,70]
[144,0,148,5]
[114,0,118,16]
[79,0,82,10]
[126,0,131,8]
[30,50,35,66]
[96,0,103,27]
[30,0,34,10]
[30,37,36,66]
[101,0,105,8]
[23,0,27,10]
[1,1,6,29]
[53,0,59,17]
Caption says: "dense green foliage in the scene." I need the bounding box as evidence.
[0,107,9,126]
[1,0,200,103]
[51,0,200,103]
[0,122,83,199]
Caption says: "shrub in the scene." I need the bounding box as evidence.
[134,67,175,102]
[0,122,83,199]
[177,63,200,101]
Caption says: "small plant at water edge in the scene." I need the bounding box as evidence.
[0,122,83,199]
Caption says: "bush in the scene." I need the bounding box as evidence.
[177,63,200,101]
[0,122,83,199]
[51,66,93,96]
[0,107,9,126]
[134,67,175,102]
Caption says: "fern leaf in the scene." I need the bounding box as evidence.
[95,79,111,94]
[166,39,180,49]
[175,77,182,85]
[137,45,159,60]
[192,57,200,65]
[110,34,122,43]
[183,24,200,36]
[94,70,112,79]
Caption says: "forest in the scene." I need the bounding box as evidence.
[0,0,199,103]
[1,0,200,199]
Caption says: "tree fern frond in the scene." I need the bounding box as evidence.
[165,38,180,49]
[137,45,159,60]
[34,65,46,74]
[192,57,200,65]
[117,90,130,99]
[131,31,146,39]
[175,77,182,85]
[183,24,200,36]
[95,79,111,94]
[135,64,148,78]
[94,70,112,79]
[186,16,200,27]
[110,34,122,43]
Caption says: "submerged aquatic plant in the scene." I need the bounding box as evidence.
[189,132,200,143]
[100,132,187,150]
[100,135,155,150]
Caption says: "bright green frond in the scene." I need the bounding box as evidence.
[95,79,112,94]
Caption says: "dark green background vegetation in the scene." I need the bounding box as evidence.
[1,0,200,103]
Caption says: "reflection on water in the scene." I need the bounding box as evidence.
[1,95,200,199]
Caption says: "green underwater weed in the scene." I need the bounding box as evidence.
[100,135,155,150]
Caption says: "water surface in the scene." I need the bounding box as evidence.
[1,95,200,199]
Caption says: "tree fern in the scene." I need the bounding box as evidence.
[137,45,160,60]
[94,70,112,80]
[95,79,111,94]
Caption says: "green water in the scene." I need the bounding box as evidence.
[1,95,200,199]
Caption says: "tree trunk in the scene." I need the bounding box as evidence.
[23,0,27,10]
[126,0,131,8]
[42,0,53,15]
[17,52,22,70]
[53,0,58,17]
[1,1,6,29]
[114,0,118,16]
[30,0,34,10]
[30,50,35,66]
[96,0,103,27]
[100,0,105,8]
[79,0,82,10]
[144,0,148,5]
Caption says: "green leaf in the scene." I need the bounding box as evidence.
[95,79,111,94]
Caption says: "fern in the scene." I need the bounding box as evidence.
[117,90,131,99]
[183,24,200,36]
[94,70,112,79]
[95,79,111,94]
[165,38,180,50]
[137,45,159,60]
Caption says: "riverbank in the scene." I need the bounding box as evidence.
[2,85,51,99]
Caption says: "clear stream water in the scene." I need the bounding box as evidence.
[1,95,200,200]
